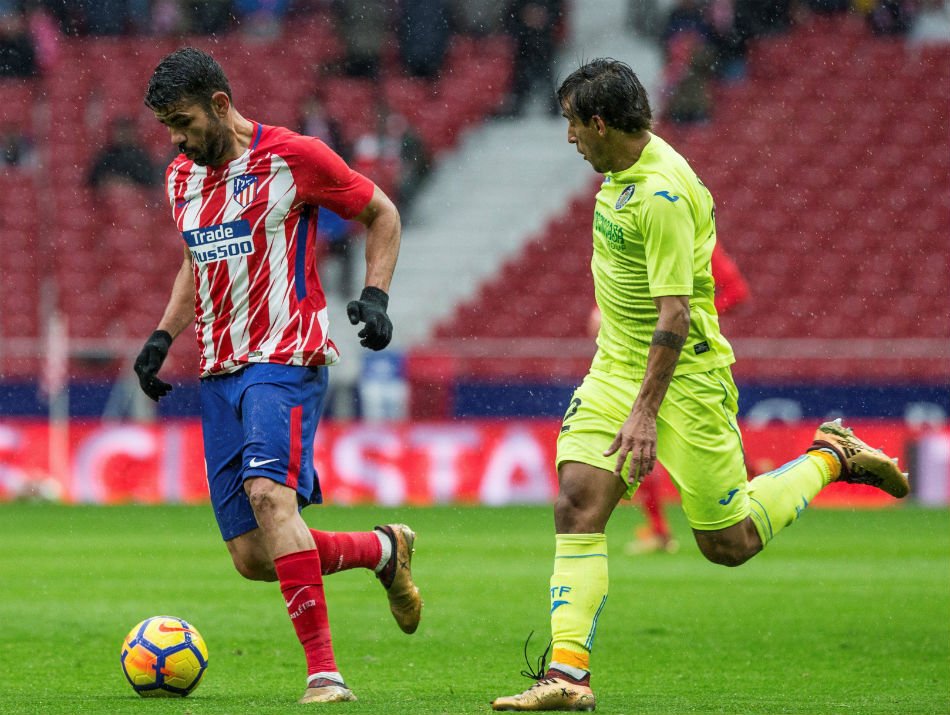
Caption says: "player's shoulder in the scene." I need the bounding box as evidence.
[256,123,333,159]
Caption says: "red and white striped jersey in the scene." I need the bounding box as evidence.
[165,122,374,377]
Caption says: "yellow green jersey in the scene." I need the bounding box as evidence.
[590,132,734,378]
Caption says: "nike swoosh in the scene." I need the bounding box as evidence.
[248,457,279,468]
[157,623,195,634]
[285,586,309,608]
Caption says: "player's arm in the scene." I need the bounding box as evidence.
[346,185,401,350]
[604,295,689,480]
[157,247,197,338]
[605,184,694,481]
[352,185,401,293]
[133,247,195,401]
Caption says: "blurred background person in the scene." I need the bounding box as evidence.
[87,116,159,190]
[0,119,36,169]
[0,6,37,77]
[332,0,388,78]
[500,0,564,116]
[397,0,451,78]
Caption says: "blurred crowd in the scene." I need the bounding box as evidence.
[642,0,947,125]
[1,0,945,228]
[0,0,571,293]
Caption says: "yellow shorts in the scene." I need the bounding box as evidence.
[555,365,749,531]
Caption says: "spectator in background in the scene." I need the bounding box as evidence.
[181,0,234,35]
[87,117,159,190]
[297,93,347,159]
[449,0,506,35]
[235,0,287,37]
[661,28,717,124]
[0,9,38,77]
[733,0,793,38]
[332,0,388,78]
[867,0,916,34]
[501,0,564,117]
[805,0,850,13]
[352,102,429,212]
[80,0,141,35]
[661,0,716,45]
[23,0,59,72]
[0,120,36,169]
[397,0,450,78]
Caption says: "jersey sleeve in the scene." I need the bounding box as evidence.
[288,135,375,219]
[640,189,695,298]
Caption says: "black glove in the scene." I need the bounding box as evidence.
[346,286,393,351]
[134,330,173,401]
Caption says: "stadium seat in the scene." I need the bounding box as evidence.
[429,14,949,384]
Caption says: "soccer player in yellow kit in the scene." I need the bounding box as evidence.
[491,58,910,712]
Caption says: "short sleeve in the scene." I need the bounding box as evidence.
[640,190,695,298]
[288,135,375,219]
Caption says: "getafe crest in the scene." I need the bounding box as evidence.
[615,184,636,210]
[232,174,258,208]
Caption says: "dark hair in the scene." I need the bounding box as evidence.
[145,47,232,112]
[557,58,652,133]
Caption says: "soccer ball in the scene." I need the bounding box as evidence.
[120,616,208,697]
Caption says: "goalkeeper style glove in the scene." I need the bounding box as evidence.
[134,330,173,401]
[346,286,393,351]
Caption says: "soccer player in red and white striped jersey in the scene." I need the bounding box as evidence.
[133,48,422,704]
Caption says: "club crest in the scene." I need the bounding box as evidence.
[232,174,258,208]
[615,184,636,210]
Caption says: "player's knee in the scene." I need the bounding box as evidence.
[554,491,600,533]
[245,479,290,527]
[701,545,754,567]
[554,491,581,531]
[695,537,758,567]
[230,551,276,581]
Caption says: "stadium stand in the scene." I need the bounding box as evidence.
[420,12,950,391]
[0,7,514,382]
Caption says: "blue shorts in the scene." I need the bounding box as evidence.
[199,363,329,541]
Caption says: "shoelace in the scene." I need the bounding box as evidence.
[519,630,553,682]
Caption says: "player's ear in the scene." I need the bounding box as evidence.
[592,115,607,135]
[210,91,230,118]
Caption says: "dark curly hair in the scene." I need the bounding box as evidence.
[145,47,232,112]
[557,58,652,133]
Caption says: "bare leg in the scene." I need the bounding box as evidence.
[692,517,763,567]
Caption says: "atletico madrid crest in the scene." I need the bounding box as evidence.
[232,174,258,208]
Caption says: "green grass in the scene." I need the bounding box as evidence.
[0,503,947,714]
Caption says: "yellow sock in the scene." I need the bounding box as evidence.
[549,534,608,673]
[748,453,837,547]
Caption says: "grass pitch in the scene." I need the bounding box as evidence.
[0,503,947,715]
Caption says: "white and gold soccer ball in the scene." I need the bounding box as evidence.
[120,616,208,697]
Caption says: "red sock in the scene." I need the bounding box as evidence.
[310,530,382,575]
[273,549,336,676]
[639,478,670,539]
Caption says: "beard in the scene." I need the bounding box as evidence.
[181,115,230,167]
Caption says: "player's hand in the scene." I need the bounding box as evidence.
[603,410,657,484]
[134,330,174,401]
[346,286,393,351]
